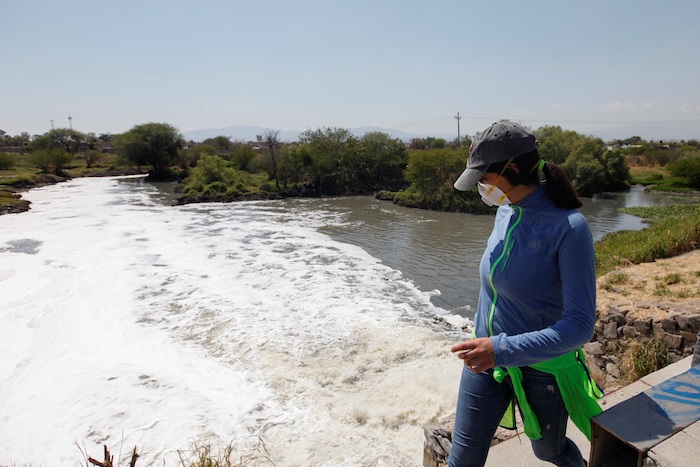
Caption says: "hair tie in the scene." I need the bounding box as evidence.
[538,159,546,171]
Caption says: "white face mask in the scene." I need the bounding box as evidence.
[478,182,512,206]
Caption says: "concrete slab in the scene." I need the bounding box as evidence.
[647,423,700,467]
[640,356,694,387]
[597,380,649,408]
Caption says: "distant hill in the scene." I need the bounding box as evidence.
[182,125,300,143]
[182,125,454,143]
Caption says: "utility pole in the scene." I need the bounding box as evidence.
[454,112,462,148]
[68,114,73,129]
[50,119,55,130]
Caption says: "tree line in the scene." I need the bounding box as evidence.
[2,122,699,213]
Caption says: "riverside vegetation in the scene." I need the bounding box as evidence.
[1,123,699,465]
[2,122,699,213]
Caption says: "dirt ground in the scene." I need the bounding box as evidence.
[596,249,700,320]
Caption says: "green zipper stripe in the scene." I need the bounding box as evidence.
[487,206,523,336]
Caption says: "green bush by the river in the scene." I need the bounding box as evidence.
[594,204,700,277]
[0,152,15,170]
[182,154,272,198]
[376,148,493,213]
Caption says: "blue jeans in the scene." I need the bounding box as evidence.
[448,366,586,467]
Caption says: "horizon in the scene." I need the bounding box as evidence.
[3,1,700,142]
[178,123,697,144]
[3,121,698,145]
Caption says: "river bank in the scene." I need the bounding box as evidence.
[0,174,68,214]
[589,248,700,389]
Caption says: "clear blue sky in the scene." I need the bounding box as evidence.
[3,0,700,141]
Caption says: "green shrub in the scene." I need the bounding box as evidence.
[227,145,258,171]
[404,149,465,191]
[601,271,630,292]
[662,273,683,285]
[563,154,606,197]
[668,154,700,189]
[0,152,15,170]
[28,148,72,174]
[259,180,281,193]
[247,154,270,174]
[185,155,238,187]
[182,154,271,197]
[202,181,229,197]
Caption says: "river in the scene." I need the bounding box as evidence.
[0,177,695,466]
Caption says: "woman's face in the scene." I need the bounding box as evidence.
[480,170,514,192]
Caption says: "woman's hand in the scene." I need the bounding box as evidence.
[451,337,496,372]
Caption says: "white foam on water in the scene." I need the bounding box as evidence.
[0,177,470,466]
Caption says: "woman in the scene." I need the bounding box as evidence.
[449,121,603,467]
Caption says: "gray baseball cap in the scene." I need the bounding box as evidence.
[454,121,538,191]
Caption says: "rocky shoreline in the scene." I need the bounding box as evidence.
[588,249,700,389]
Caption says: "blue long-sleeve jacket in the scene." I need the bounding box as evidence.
[474,185,597,368]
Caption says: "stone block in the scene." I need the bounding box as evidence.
[602,310,627,326]
[423,413,456,466]
[604,321,619,339]
[633,318,652,335]
[662,331,683,350]
[606,362,621,378]
[590,356,605,369]
[661,318,678,333]
[585,341,606,356]
[680,330,698,344]
[668,353,685,364]
[676,314,700,332]
[595,322,604,335]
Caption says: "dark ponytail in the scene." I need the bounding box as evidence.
[541,161,582,209]
[487,149,582,209]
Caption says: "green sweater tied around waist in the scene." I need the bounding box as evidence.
[492,347,604,440]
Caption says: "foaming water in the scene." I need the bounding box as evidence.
[0,177,468,466]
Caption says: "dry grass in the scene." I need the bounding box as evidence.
[618,337,669,384]
[72,437,275,467]
[596,249,700,321]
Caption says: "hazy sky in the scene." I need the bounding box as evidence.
[3,0,700,141]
